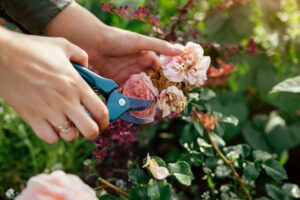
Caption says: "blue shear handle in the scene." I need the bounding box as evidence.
[72,63,118,94]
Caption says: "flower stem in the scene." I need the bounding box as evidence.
[205,131,252,200]
[98,177,129,198]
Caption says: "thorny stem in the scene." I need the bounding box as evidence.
[205,131,252,200]
[97,177,129,198]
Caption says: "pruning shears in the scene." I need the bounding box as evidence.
[72,63,152,125]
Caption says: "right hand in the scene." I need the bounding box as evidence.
[0,28,109,143]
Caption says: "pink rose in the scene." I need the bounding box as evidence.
[122,72,158,120]
[161,42,211,87]
[16,171,97,200]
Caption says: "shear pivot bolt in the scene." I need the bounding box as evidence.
[119,98,126,107]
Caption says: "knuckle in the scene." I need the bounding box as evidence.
[102,107,109,119]
[56,37,69,45]
[84,123,99,140]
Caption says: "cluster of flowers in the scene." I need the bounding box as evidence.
[122,42,211,120]
[92,42,211,162]
[101,3,160,31]
[93,119,136,161]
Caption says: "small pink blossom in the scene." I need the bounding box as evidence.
[158,86,187,117]
[16,171,97,200]
[122,72,158,120]
[161,42,211,87]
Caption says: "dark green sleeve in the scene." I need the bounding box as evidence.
[0,0,72,34]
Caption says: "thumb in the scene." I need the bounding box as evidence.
[132,33,183,56]
[67,43,89,68]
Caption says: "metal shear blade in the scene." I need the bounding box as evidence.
[127,97,152,111]
[119,112,153,125]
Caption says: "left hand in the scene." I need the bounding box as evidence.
[44,2,183,84]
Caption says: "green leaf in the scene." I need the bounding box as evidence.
[210,132,226,147]
[271,75,300,94]
[147,179,172,200]
[198,88,216,100]
[214,112,239,126]
[262,159,288,181]
[167,161,194,186]
[243,162,261,180]
[193,121,204,137]
[215,165,231,178]
[197,138,215,157]
[180,152,203,166]
[266,184,287,200]
[128,169,150,185]
[282,183,300,199]
[242,122,272,152]
[204,157,221,168]
[130,186,149,200]
[223,144,251,159]
[209,92,248,141]
[253,150,272,162]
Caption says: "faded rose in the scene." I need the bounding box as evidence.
[158,86,187,117]
[16,170,97,200]
[193,111,217,132]
[161,42,211,87]
[122,72,158,120]
[143,154,169,180]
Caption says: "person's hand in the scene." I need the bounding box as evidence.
[0,28,109,143]
[44,2,183,84]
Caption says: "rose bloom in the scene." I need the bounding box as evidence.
[16,170,97,200]
[161,42,211,87]
[158,86,187,117]
[122,72,158,120]
[143,154,169,180]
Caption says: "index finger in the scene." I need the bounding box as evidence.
[131,33,184,56]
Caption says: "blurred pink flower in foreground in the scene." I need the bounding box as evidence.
[161,42,211,87]
[16,170,97,200]
[158,86,187,117]
[122,72,158,120]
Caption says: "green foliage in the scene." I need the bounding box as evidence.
[167,161,194,186]
[0,100,94,195]
[147,179,172,200]
[271,75,300,94]
[262,159,288,182]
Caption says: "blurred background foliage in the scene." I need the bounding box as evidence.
[0,0,300,198]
